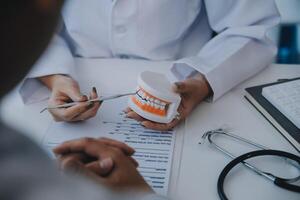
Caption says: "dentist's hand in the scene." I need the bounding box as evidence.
[125,73,212,131]
[39,75,101,122]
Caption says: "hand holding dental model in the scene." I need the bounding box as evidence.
[126,71,212,131]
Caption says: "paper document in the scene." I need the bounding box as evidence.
[43,97,176,195]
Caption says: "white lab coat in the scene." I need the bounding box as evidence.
[20,0,280,103]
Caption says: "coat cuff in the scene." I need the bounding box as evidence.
[170,57,218,101]
[19,35,76,104]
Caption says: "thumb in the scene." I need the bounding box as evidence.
[99,157,114,175]
[66,85,87,102]
[172,81,190,94]
[86,157,114,177]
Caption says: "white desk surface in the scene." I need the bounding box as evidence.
[1,59,300,200]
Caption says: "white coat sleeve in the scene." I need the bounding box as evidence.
[170,0,280,101]
[19,23,76,104]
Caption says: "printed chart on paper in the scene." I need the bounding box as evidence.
[43,96,176,195]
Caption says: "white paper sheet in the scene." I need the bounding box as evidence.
[42,97,176,195]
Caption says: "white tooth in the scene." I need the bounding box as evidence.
[160,105,165,110]
[154,104,159,109]
[146,101,150,106]
[141,99,146,105]
[154,99,160,104]
[149,98,154,102]
[161,102,166,106]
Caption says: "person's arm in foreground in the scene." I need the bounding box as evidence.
[0,123,168,200]
[53,137,169,200]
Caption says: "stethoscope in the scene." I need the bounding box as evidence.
[200,128,300,200]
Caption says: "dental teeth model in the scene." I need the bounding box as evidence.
[128,71,181,124]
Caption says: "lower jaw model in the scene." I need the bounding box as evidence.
[128,71,181,124]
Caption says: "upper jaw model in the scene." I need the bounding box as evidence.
[128,71,181,124]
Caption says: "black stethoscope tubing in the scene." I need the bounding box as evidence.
[217,149,300,200]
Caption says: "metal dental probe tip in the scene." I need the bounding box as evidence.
[40,91,137,113]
